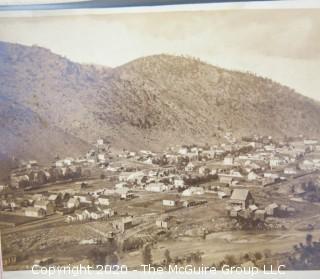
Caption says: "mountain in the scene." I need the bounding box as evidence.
[0,95,89,163]
[104,55,320,143]
[1,41,320,163]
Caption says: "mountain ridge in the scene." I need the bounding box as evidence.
[0,40,320,164]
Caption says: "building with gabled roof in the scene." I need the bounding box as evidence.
[25,207,46,218]
[229,189,254,209]
[34,200,55,215]
[265,203,279,216]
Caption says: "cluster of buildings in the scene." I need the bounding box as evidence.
[227,188,295,222]
[110,135,320,196]
[0,185,117,221]
[6,139,111,191]
[9,160,82,190]
[1,135,319,234]
[85,138,111,166]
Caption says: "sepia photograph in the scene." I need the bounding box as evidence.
[0,0,320,275]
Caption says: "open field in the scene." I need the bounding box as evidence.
[0,213,38,227]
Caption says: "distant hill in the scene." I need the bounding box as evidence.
[1,41,320,163]
[0,95,89,164]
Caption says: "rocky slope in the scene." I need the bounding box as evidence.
[0,95,89,163]
[1,41,320,163]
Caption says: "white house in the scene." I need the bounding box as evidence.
[156,216,173,229]
[65,214,77,223]
[106,165,120,172]
[63,157,74,166]
[34,200,54,215]
[284,167,298,175]
[75,210,90,221]
[148,170,158,177]
[97,138,104,145]
[66,197,80,209]
[97,195,110,206]
[182,187,204,196]
[174,179,184,188]
[143,158,153,165]
[88,209,105,220]
[127,171,145,183]
[55,160,65,167]
[118,172,132,182]
[263,172,280,179]
[48,194,61,204]
[178,147,189,155]
[223,156,234,166]
[145,183,168,192]
[100,208,115,218]
[264,145,276,152]
[115,182,127,189]
[163,200,176,207]
[270,157,287,168]
[247,171,262,181]
[202,150,216,159]
[229,170,243,178]
[25,207,46,218]
[186,152,199,161]
[97,153,106,162]
[120,192,134,200]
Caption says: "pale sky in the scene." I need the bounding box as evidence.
[0,7,320,101]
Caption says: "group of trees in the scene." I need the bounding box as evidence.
[16,166,85,188]
[163,251,202,266]
[287,234,320,269]
[141,246,203,268]
[138,234,320,270]
[86,233,320,271]
[89,241,119,266]
[152,155,169,166]
[142,244,153,265]
[235,216,266,230]
[121,237,144,252]
[210,249,273,270]
[184,173,218,186]
[300,181,320,202]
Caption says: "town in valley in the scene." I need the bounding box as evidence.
[1,133,320,270]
